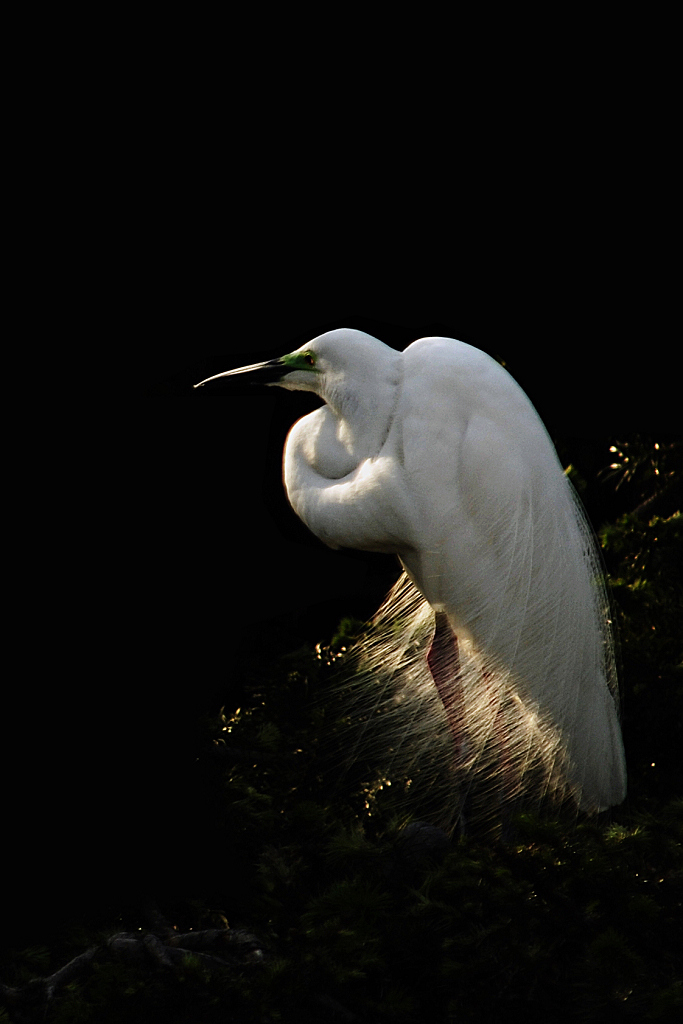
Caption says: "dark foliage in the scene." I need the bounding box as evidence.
[3,440,681,1023]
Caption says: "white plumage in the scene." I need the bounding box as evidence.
[196,329,626,832]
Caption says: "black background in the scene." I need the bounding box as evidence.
[2,4,678,977]
[8,195,677,937]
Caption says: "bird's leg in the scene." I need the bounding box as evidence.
[428,612,469,835]
[428,612,466,763]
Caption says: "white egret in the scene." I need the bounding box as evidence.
[195,329,626,835]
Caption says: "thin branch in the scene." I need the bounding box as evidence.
[1,917,265,1024]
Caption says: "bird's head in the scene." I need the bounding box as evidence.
[194,329,397,413]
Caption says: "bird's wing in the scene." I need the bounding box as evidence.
[398,337,626,810]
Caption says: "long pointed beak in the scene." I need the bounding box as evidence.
[194,358,286,388]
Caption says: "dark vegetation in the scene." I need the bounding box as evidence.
[2,440,681,1023]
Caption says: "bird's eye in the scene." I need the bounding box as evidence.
[303,353,315,366]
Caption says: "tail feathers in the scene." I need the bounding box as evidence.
[323,572,626,837]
